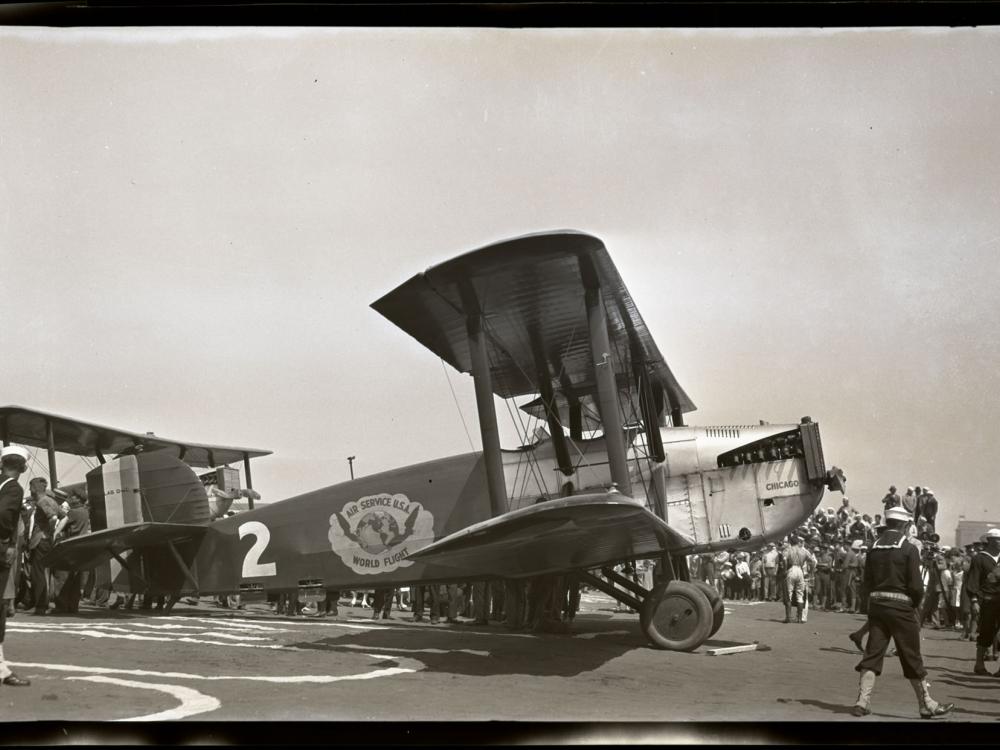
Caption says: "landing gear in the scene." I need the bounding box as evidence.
[691,580,725,637]
[639,580,714,652]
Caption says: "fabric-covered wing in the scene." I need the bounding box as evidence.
[408,492,695,578]
[42,523,207,571]
[0,405,270,467]
[370,231,695,420]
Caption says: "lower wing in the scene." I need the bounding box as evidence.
[42,523,207,571]
[409,492,694,578]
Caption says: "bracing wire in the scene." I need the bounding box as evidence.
[441,358,477,453]
[483,315,551,502]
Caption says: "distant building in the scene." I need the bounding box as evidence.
[955,519,1000,548]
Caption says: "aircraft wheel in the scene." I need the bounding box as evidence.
[640,580,713,652]
[691,581,725,637]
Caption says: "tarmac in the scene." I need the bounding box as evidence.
[2,591,998,737]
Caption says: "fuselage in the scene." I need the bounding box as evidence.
[189,419,825,595]
[88,420,827,596]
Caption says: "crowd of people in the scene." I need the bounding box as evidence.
[684,484,996,641]
[268,578,584,634]
[3,475,92,620]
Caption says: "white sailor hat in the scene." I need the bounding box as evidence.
[906,486,914,492]
[0,445,29,461]
[884,507,911,522]
[851,539,863,550]
[985,528,1000,539]
[924,488,933,495]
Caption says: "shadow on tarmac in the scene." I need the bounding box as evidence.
[775,697,856,716]
[280,615,737,678]
[287,628,644,677]
[819,646,861,656]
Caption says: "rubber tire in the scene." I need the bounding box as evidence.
[640,580,714,651]
[692,581,725,638]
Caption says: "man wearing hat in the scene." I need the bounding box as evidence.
[845,539,865,613]
[0,445,31,686]
[920,490,938,534]
[851,506,952,718]
[882,486,901,512]
[762,543,779,601]
[814,544,834,610]
[967,527,1000,675]
[782,534,813,623]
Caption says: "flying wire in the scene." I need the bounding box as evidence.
[440,358,477,453]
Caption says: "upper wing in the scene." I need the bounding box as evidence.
[42,522,208,571]
[370,231,695,421]
[0,405,271,467]
[408,492,695,578]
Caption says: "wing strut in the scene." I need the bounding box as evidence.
[462,283,508,518]
[46,419,59,488]
[166,540,199,591]
[243,452,255,508]
[530,331,573,480]
[582,264,632,496]
[111,551,149,591]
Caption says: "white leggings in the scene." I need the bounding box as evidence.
[786,565,806,605]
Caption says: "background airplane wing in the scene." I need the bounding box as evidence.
[0,405,271,467]
[42,522,208,571]
[370,231,695,426]
[408,492,695,578]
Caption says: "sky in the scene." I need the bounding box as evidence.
[1,26,998,545]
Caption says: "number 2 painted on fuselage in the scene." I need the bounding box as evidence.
[238,521,277,578]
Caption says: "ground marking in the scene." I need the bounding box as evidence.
[331,643,491,657]
[66,675,221,721]
[12,655,423,683]
[7,626,290,650]
[7,622,273,641]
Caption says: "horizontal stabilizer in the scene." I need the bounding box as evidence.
[43,522,207,571]
[409,492,694,578]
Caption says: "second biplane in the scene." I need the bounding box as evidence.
[13,230,844,651]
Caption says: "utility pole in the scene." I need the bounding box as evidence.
[347,455,355,480]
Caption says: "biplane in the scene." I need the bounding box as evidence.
[13,230,844,651]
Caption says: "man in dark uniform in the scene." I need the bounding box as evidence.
[814,545,834,610]
[851,507,952,718]
[920,490,939,534]
[967,527,1000,675]
[51,490,91,614]
[0,446,31,686]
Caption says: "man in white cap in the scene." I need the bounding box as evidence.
[0,445,31,686]
[967,527,1000,675]
[782,534,814,623]
[851,506,953,718]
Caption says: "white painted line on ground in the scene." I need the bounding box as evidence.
[66,675,221,721]
[332,643,491,657]
[13,655,424,683]
[119,621,293,634]
[159,616,295,631]
[7,622,273,641]
[7,626,289,650]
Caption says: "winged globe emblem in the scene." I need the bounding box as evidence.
[334,503,421,555]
